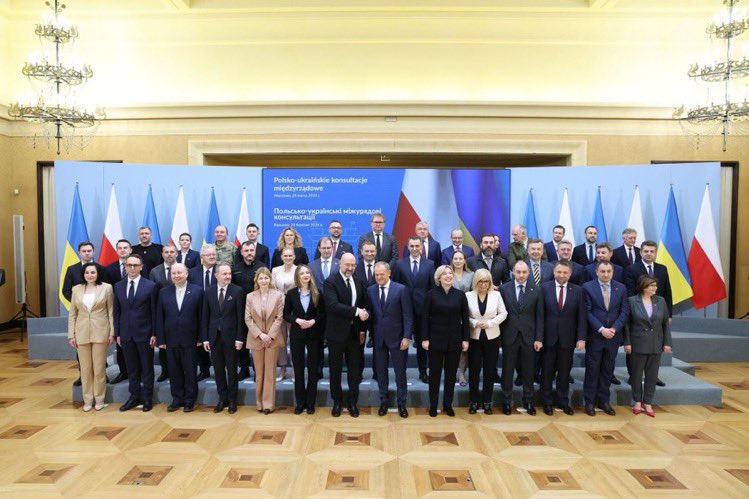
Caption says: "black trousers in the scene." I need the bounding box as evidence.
[211,334,239,403]
[328,333,362,405]
[167,345,197,405]
[502,336,535,405]
[238,347,253,373]
[468,332,499,404]
[541,344,574,407]
[116,343,128,375]
[414,317,429,374]
[196,345,211,374]
[290,334,321,407]
[122,339,154,401]
[158,348,169,377]
[630,352,661,404]
[428,349,460,409]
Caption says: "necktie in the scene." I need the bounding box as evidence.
[128,280,135,301]
[558,285,564,310]
[628,247,634,265]
[485,257,492,269]
[204,269,210,290]
[412,259,418,275]
[380,286,386,308]
[322,260,329,279]
[218,287,225,310]
[647,264,654,277]
[518,284,525,303]
[332,241,338,256]
[121,263,126,278]
[533,263,541,285]
[367,264,372,282]
[603,283,610,310]
[375,234,382,259]
[588,244,594,263]
[166,266,171,282]
[346,278,353,303]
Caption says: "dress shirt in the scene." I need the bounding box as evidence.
[644,262,655,276]
[555,281,567,308]
[320,259,332,279]
[515,281,527,301]
[175,284,187,310]
[410,257,420,273]
[217,285,227,301]
[300,289,311,312]
[128,275,142,295]
[364,261,374,281]
[379,280,391,302]
[339,270,357,306]
[202,265,214,288]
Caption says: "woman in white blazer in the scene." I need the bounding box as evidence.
[465,268,507,414]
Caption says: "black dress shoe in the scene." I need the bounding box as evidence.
[502,404,512,415]
[348,405,360,418]
[524,404,536,416]
[294,403,306,415]
[483,403,493,415]
[264,408,274,415]
[468,402,478,414]
[228,402,237,414]
[514,377,522,386]
[167,403,181,412]
[585,404,596,416]
[197,370,210,382]
[110,373,128,384]
[569,377,576,384]
[183,404,195,413]
[157,372,168,382]
[419,372,429,384]
[238,369,251,380]
[378,402,389,416]
[119,398,142,411]
[214,400,227,413]
[610,377,621,385]
[597,403,616,416]
[73,377,82,386]
[142,400,153,412]
[429,407,438,417]
[656,378,666,387]
[561,405,574,416]
[307,405,316,415]
[443,406,455,417]
[331,403,342,417]
[543,405,554,416]
[398,405,408,418]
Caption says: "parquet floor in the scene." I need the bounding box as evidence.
[1,332,749,498]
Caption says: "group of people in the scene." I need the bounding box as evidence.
[65,214,672,418]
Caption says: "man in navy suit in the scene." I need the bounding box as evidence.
[155,263,203,412]
[544,225,566,263]
[526,239,554,286]
[556,240,586,285]
[441,228,475,264]
[572,225,599,266]
[611,227,641,269]
[584,243,624,285]
[113,254,157,412]
[188,244,218,380]
[540,261,586,415]
[582,261,629,416]
[358,212,398,266]
[314,220,354,260]
[202,263,246,414]
[402,221,442,268]
[176,232,200,269]
[310,237,340,289]
[149,243,179,382]
[354,241,377,286]
[367,262,413,418]
[392,236,435,383]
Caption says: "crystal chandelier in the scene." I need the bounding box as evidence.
[674,0,749,151]
[8,0,104,155]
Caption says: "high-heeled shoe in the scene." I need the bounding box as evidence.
[644,405,655,418]
[632,404,643,415]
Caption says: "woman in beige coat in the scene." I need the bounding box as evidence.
[67,262,114,412]
[245,267,286,413]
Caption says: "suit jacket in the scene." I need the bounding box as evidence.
[148,264,173,291]
[366,281,414,349]
[624,295,672,354]
[62,261,105,302]
[540,281,586,348]
[420,286,470,351]
[498,281,544,346]
[113,277,157,342]
[323,272,368,342]
[624,261,673,316]
[467,253,510,287]
[245,288,285,350]
[353,260,377,287]
[401,235,442,268]
[569,261,586,286]
[544,241,559,262]
[309,258,340,289]
[465,290,507,340]
[391,257,435,318]
[582,279,629,343]
[583,262,624,285]
[314,239,354,260]
[283,287,325,341]
[525,260,554,284]
[271,246,309,268]
[155,283,204,347]
[177,249,200,269]
[132,243,163,274]
[104,260,146,285]
[188,265,216,291]
[201,283,246,346]
[572,243,597,266]
[68,283,114,343]
[441,244,476,265]
[612,245,641,269]
[358,231,398,266]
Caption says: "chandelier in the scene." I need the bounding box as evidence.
[8,0,104,155]
[674,0,749,151]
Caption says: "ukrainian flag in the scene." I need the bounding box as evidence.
[592,187,608,243]
[451,170,510,253]
[59,184,90,310]
[656,187,693,304]
[203,188,221,245]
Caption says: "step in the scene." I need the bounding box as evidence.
[671,317,749,337]
[670,331,749,362]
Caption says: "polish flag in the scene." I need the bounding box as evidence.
[627,186,646,246]
[234,188,250,246]
[687,185,726,309]
[169,186,190,247]
[558,188,576,247]
[98,184,123,266]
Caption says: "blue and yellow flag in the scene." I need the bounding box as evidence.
[203,188,221,245]
[656,187,693,304]
[59,184,90,310]
[451,170,510,253]
[523,189,539,239]
[592,187,608,243]
[142,185,162,244]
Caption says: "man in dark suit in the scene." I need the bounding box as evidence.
[188,244,218,381]
[113,254,157,412]
[467,234,510,289]
[498,261,544,415]
[582,261,629,416]
[367,262,413,418]
[540,260,586,415]
[202,263,246,414]
[393,236,435,383]
[624,239,672,387]
[612,227,641,269]
[314,219,354,260]
[544,225,566,263]
[526,239,554,285]
[584,243,625,286]
[132,226,163,274]
[354,241,377,286]
[401,221,442,268]
[572,225,599,266]
[232,241,266,380]
[155,263,203,412]
[176,232,200,269]
[233,223,270,268]
[323,252,369,417]
[358,212,398,266]
[149,243,179,382]
[441,228,476,264]
[310,237,340,289]
[556,240,586,285]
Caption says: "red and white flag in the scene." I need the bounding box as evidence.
[98,184,123,265]
[234,188,250,246]
[169,186,190,247]
[687,185,726,308]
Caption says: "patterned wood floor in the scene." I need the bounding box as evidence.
[1,333,749,497]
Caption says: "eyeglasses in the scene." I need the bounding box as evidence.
[372,220,385,224]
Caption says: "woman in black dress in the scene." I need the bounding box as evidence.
[271,227,309,267]
[421,265,470,417]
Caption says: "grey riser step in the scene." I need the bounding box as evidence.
[74,365,721,407]
[671,317,749,336]
[670,332,749,362]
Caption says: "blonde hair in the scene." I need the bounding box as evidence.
[433,265,453,286]
[293,265,319,306]
[471,268,492,290]
[276,226,303,251]
[253,267,273,290]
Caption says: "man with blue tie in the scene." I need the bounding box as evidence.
[544,225,566,263]
[441,228,475,264]
[572,225,598,266]
[155,263,204,412]
[367,262,413,418]
[113,254,157,412]
[582,261,629,416]
[176,232,200,269]
[188,244,217,381]
[392,237,435,384]
[310,237,340,289]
